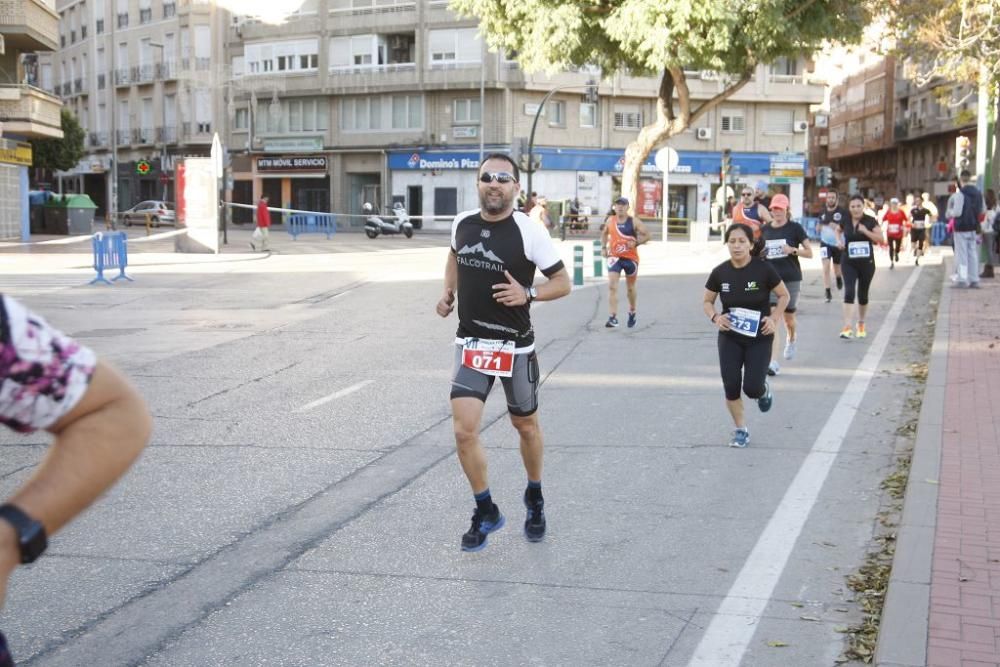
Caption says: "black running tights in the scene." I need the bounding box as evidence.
[888,237,902,262]
[717,332,772,402]
[841,260,875,305]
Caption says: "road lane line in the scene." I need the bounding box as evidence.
[688,266,923,667]
[294,380,373,413]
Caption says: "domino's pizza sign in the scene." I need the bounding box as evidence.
[407,153,420,168]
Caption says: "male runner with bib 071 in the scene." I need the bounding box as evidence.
[436,153,571,552]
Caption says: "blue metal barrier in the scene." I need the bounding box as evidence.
[90,232,133,285]
[801,216,820,240]
[288,214,336,240]
[930,221,948,246]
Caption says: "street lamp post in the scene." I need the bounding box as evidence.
[525,80,597,197]
[149,42,168,201]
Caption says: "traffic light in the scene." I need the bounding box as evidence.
[722,149,732,175]
[955,136,972,172]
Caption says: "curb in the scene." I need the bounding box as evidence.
[874,258,951,666]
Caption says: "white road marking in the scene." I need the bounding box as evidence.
[294,380,373,413]
[688,266,922,667]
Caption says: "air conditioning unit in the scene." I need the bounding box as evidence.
[696,127,712,140]
[793,120,809,133]
[700,70,719,81]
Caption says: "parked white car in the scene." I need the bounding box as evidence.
[122,200,175,227]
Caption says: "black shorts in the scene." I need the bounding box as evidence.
[820,242,842,265]
[450,345,540,416]
[910,228,927,243]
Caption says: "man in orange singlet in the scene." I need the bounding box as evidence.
[601,197,651,328]
[731,186,773,240]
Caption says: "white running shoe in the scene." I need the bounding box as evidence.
[767,360,780,376]
[783,340,796,360]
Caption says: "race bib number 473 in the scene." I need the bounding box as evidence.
[728,307,761,338]
[462,338,515,377]
[848,241,871,259]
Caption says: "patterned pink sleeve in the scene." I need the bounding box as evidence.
[0,295,97,433]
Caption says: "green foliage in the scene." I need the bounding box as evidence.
[451,0,870,77]
[31,109,86,173]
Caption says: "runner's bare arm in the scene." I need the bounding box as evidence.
[703,289,731,330]
[765,282,790,334]
[437,251,458,317]
[796,238,815,259]
[633,220,652,245]
[759,204,773,224]
[600,221,611,256]
[1,361,151,608]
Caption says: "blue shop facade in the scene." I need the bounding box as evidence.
[388,146,807,229]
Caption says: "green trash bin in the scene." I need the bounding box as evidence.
[42,194,70,235]
[64,194,98,235]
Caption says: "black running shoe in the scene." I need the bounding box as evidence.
[825,288,832,303]
[523,494,546,542]
[836,276,843,290]
[461,505,505,552]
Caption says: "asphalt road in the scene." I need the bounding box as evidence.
[0,233,941,666]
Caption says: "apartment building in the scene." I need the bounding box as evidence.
[220,0,823,225]
[821,54,978,206]
[43,0,226,218]
[46,0,824,224]
[0,0,62,239]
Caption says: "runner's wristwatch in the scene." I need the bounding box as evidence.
[0,504,47,563]
[526,286,538,303]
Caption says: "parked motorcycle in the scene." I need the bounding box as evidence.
[364,202,413,239]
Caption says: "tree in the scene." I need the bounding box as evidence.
[32,108,86,174]
[450,0,872,207]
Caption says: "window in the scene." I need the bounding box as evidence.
[96,19,104,33]
[246,40,319,75]
[770,57,798,77]
[613,108,642,130]
[163,2,176,18]
[341,94,422,131]
[721,108,745,133]
[255,98,328,134]
[453,98,480,123]
[428,28,481,64]
[580,103,597,128]
[548,100,566,127]
[234,108,249,130]
[763,108,794,134]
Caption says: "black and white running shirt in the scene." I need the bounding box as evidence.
[451,209,565,350]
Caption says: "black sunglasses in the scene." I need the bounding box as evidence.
[479,171,516,184]
[741,192,754,196]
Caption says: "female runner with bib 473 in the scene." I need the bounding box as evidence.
[837,194,884,339]
[703,223,790,448]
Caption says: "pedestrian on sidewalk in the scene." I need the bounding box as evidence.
[0,294,151,666]
[760,194,813,376]
[949,170,984,287]
[703,223,789,448]
[601,196,651,329]
[251,195,271,252]
[980,188,997,279]
[435,153,571,552]
[838,194,883,339]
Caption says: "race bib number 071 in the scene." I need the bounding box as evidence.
[462,338,515,377]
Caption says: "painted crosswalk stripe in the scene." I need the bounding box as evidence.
[294,380,373,413]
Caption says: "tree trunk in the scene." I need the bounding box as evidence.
[620,67,752,222]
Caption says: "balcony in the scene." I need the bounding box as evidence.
[116,129,131,145]
[0,84,62,139]
[327,62,417,91]
[157,126,178,143]
[133,64,155,84]
[163,2,176,18]
[88,131,109,147]
[74,78,83,94]
[115,68,131,86]
[0,0,60,51]
[132,128,154,144]
[139,8,152,23]
[156,61,177,80]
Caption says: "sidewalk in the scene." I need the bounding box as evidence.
[878,260,1000,667]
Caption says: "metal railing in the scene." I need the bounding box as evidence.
[156,61,176,79]
[116,129,131,145]
[328,62,416,75]
[115,68,131,86]
[163,2,176,17]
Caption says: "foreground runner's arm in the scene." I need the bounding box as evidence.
[703,289,732,331]
[492,268,571,306]
[0,297,151,610]
[436,251,458,317]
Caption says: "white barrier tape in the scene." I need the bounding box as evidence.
[127,229,188,243]
[222,202,452,223]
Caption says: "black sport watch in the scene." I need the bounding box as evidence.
[0,504,47,563]
[526,286,538,303]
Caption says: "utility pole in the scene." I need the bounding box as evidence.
[109,5,118,227]
[149,41,168,201]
